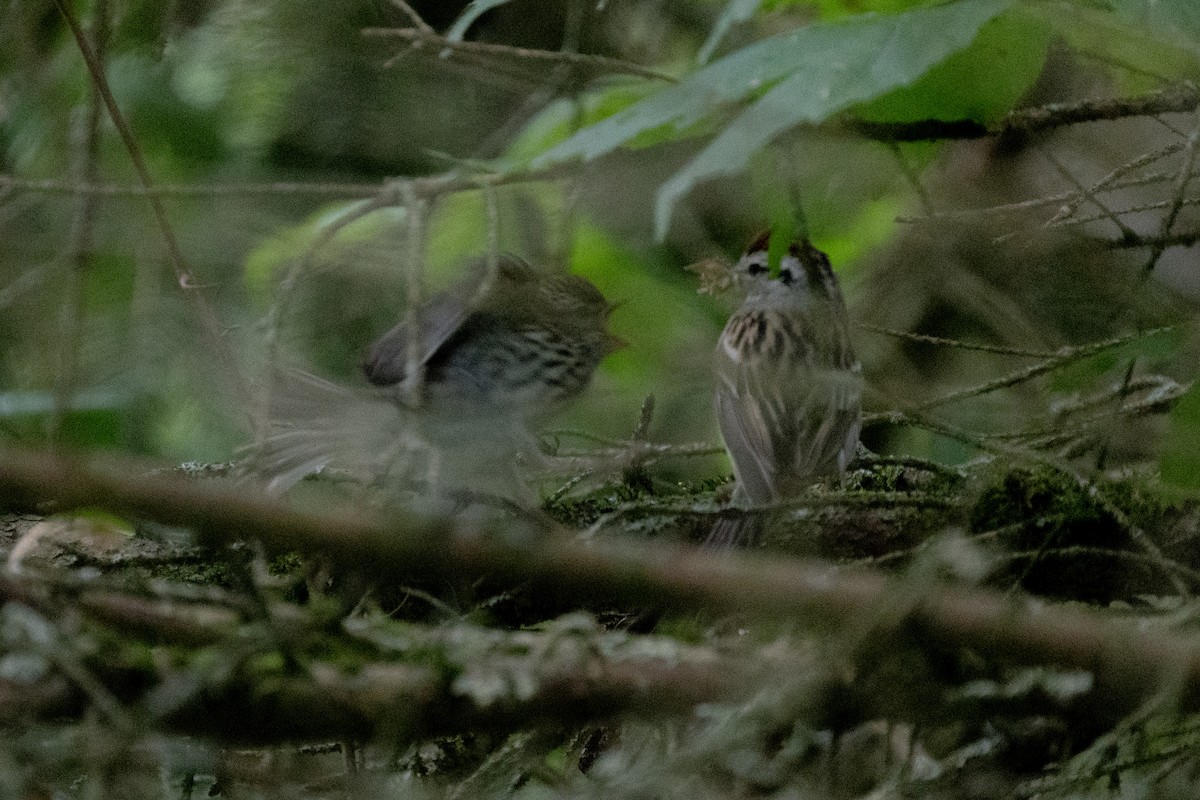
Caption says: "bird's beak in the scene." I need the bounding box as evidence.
[605,332,628,354]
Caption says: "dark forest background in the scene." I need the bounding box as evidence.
[4,0,1200,798]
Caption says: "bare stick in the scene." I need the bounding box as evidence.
[1145,114,1200,272]
[856,322,1061,358]
[914,326,1178,412]
[1041,148,1139,242]
[5,446,1200,719]
[50,0,108,441]
[362,27,678,84]
[401,182,428,408]
[848,85,1200,142]
[52,0,249,410]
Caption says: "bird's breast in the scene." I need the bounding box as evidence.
[430,320,603,407]
[720,310,812,364]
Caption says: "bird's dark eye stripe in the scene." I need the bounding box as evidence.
[747,264,768,275]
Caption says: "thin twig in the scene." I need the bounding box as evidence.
[856,322,1060,358]
[50,0,107,441]
[8,603,141,735]
[914,326,1177,412]
[983,376,1189,446]
[1145,113,1200,272]
[633,395,656,441]
[546,471,592,504]
[866,411,1193,596]
[887,142,934,214]
[256,193,393,444]
[1046,141,1186,226]
[1001,546,1200,592]
[895,141,1195,229]
[52,0,249,411]
[387,0,434,34]
[0,174,388,197]
[362,27,678,84]
[401,182,428,409]
[1041,148,1139,242]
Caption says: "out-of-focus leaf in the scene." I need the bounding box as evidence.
[1107,0,1200,54]
[426,185,563,270]
[109,54,226,168]
[1027,2,1200,93]
[1162,381,1200,493]
[698,0,762,65]
[648,0,1010,237]
[242,203,407,300]
[558,224,723,447]
[534,0,1009,174]
[794,0,945,20]
[505,83,664,163]
[854,12,1051,124]
[819,195,902,275]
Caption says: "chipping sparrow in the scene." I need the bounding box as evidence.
[710,233,861,546]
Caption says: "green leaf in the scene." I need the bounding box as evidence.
[1028,2,1200,92]
[652,0,1012,238]
[1106,0,1200,54]
[506,83,663,163]
[854,12,1051,124]
[698,0,762,65]
[1162,381,1200,493]
[537,2,1001,171]
[800,0,950,20]
[817,195,903,270]
[242,202,408,300]
[531,0,1009,164]
[525,0,1010,239]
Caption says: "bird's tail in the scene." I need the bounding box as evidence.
[239,368,539,504]
[239,368,410,493]
[704,509,767,549]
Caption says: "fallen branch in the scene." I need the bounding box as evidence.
[2,447,1200,722]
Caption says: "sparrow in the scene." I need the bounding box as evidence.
[710,232,861,545]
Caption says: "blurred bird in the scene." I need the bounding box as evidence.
[710,233,862,546]
[248,254,621,500]
[363,254,621,410]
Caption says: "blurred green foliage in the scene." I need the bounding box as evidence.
[7,2,1200,798]
[1,0,1198,476]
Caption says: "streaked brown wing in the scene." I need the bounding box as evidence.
[772,369,861,493]
[362,255,536,387]
[362,291,472,386]
[715,369,778,505]
[714,309,792,505]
